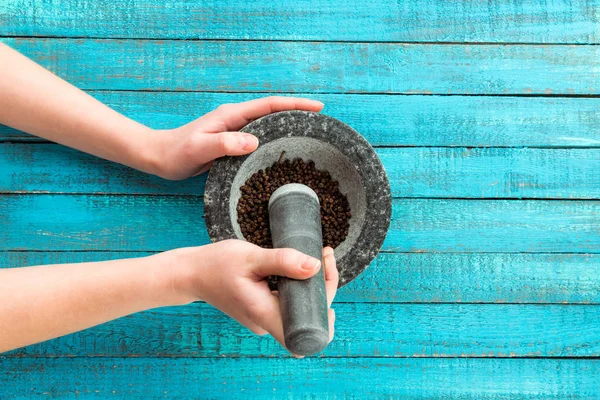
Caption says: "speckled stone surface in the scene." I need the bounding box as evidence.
[205,111,391,287]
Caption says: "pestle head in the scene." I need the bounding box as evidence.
[269,184,329,356]
[270,183,319,205]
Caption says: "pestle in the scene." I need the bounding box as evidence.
[268,183,329,356]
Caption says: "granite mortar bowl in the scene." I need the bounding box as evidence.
[205,111,391,287]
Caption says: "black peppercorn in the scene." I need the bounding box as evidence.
[237,156,351,249]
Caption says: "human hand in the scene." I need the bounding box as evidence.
[151,97,324,180]
[170,239,338,355]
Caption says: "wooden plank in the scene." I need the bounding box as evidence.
[3,38,600,95]
[1,251,598,304]
[0,195,598,252]
[4,303,600,357]
[0,144,204,195]
[1,357,598,398]
[2,0,599,43]
[3,145,600,199]
[3,92,600,147]
[381,147,600,199]
[387,199,600,253]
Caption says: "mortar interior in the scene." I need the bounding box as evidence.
[229,137,367,259]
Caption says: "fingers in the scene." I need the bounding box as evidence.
[203,97,324,132]
[242,283,287,345]
[222,304,269,336]
[238,316,269,337]
[185,130,257,176]
[250,288,336,357]
[243,289,304,358]
[243,277,336,358]
[200,131,259,159]
[328,308,336,343]
[323,247,339,307]
[323,248,338,345]
[250,247,321,280]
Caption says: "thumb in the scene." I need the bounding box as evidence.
[200,131,259,160]
[251,248,321,280]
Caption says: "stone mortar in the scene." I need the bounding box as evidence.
[205,111,391,287]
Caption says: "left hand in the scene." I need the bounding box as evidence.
[151,96,324,180]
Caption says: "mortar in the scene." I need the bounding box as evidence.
[205,111,391,287]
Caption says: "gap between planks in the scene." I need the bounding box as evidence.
[4,35,600,46]
[3,355,600,359]
[0,249,594,256]
[1,140,600,150]
[1,192,598,201]
[23,88,600,98]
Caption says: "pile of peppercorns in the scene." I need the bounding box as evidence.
[237,155,351,249]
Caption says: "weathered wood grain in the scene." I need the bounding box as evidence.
[382,147,600,199]
[2,144,600,199]
[0,195,598,252]
[3,92,600,147]
[388,199,600,253]
[2,0,599,43]
[1,357,598,398]
[4,303,600,357]
[0,144,203,195]
[3,38,600,95]
[2,252,598,304]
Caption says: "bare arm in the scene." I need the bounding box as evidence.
[0,241,337,353]
[0,43,158,174]
[0,43,323,179]
[0,252,180,352]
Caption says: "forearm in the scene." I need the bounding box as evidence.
[0,251,188,353]
[0,43,160,174]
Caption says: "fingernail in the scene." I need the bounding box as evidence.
[314,100,324,108]
[301,256,321,270]
[242,134,259,151]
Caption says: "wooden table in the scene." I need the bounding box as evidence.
[2,1,600,398]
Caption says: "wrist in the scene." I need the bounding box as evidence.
[148,248,205,306]
[128,127,167,177]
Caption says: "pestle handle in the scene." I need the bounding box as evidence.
[268,183,329,356]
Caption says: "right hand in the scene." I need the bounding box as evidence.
[169,239,339,355]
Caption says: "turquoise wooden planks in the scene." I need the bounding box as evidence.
[380,147,600,199]
[388,199,600,253]
[4,38,600,95]
[4,303,600,357]
[0,144,204,195]
[1,251,598,304]
[1,357,598,398]
[3,92,600,147]
[330,253,600,304]
[2,0,599,43]
[3,144,600,199]
[0,195,598,252]
[3,0,600,398]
